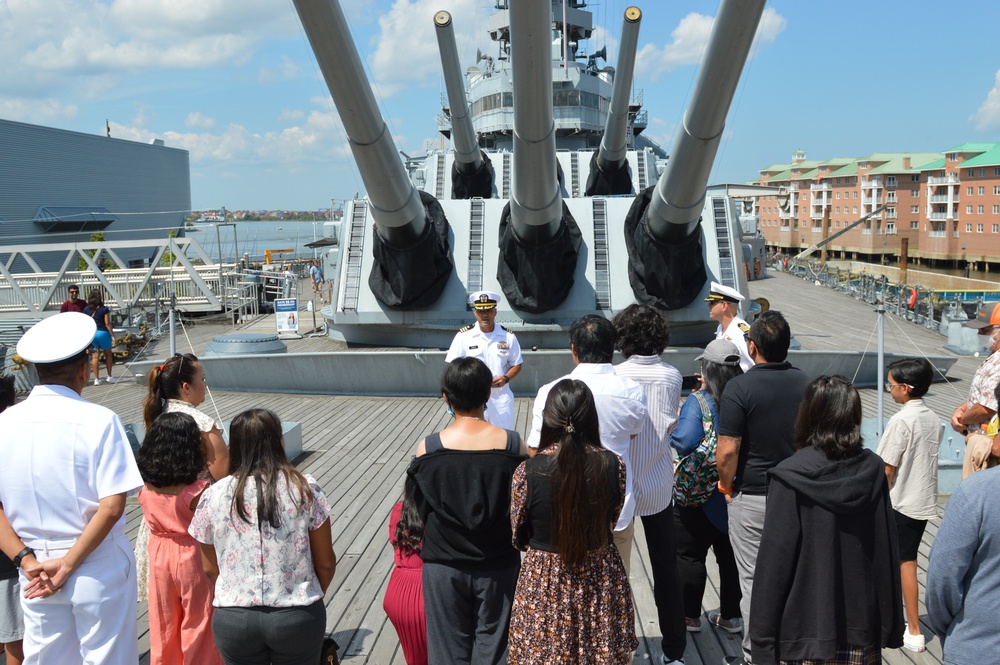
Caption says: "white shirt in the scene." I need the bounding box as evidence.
[165,399,220,434]
[0,384,143,544]
[445,323,523,402]
[528,364,648,530]
[716,316,754,372]
[614,355,682,516]
[876,398,941,520]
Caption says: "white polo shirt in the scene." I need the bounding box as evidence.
[0,384,142,544]
[527,363,648,530]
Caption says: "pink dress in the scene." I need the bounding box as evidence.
[138,480,222,665]
[382,502,427,665]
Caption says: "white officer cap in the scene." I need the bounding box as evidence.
[16,312,97,364]
[469,290,502,310]
[704,281,745,303]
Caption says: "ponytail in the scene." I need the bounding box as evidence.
[143,353,200,428]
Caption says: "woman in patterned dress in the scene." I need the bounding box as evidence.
[508,379,638,665]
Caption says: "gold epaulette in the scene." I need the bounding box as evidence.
[459,324,474,332]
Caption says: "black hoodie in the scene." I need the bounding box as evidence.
[749,445,904,665]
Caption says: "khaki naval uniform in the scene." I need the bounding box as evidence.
[716,316,754,372]
[446,323,522,430]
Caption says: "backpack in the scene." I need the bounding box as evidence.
[673,391,720,508]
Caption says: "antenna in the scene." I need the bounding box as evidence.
[476,48,486,63]
[593,46,607,61]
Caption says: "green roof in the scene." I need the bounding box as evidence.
[916,158,946,171]
[759,163,788,174]
[764,168,793,181]
[825,160,863,178]
[944,142,999,153]
[791,167,819,179]
[865,153,942,174]
[957,145,1000,168]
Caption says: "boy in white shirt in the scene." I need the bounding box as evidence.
[876,357,940,653]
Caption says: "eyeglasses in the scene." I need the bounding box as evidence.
[743,332,755,346]
[885,383,913,392]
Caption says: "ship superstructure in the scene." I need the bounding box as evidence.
[291,0,767,347]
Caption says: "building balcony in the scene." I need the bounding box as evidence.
[861,178,882,188]
[812,226,824,233]
[929,194,953,203]
[811,183,832,192]
[787,183,799,191]
[779,209,793,219]
[928,230,947,238]
[928,211,956,221]
[928,174,960,185]
[811,210,826,220]
[862,197,883,206]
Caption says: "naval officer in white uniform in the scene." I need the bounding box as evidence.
[705,281,754,372]
[445,291,523,430]
[0,312,143,665]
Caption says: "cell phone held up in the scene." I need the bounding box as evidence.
[681,374,700,391]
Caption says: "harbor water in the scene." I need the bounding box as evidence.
[185,220,335,263]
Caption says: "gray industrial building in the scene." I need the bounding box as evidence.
[0,118,191,271]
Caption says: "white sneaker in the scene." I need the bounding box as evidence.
[93,378,102,386]
[105,376,118,384]
[903,625,926,652]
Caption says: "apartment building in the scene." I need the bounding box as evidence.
[754,144,1000,269]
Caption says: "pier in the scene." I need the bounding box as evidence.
[3,271,966,664]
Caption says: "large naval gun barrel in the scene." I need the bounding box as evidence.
[587,7,642,196]
[624,0,766,309]
[497,0,582,313]
[434,11,493,199]
[292,0,452,309]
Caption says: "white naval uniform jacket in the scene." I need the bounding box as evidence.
[445,323,523,430]
[716,316,755,372]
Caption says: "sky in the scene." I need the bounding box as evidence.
[3,0,1000,211]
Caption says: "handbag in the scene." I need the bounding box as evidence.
[320,636,340,665]
[673,391,720,508]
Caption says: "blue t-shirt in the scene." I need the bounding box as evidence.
[309,265,323,284]
[84,305,111,332]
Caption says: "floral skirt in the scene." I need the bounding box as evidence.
[508,545,637,665]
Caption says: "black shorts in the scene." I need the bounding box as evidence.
[894,510,928,562]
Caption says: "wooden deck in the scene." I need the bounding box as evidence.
[6,270,966,665]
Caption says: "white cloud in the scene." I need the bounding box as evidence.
[636,7,786,81]
[970,69,1000,131]
[0,98,78,124]
[111,106,352,166]
[369,0,490,97]
[259,55,302,84]
[186,112,217,129]
[278,109,306,123]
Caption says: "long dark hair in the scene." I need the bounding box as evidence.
[795,375,863,460]
[228,408,313,529]
[393,476,423,557]
[538,379,613,569]
[143,353,202,428]
[700,360,744,406]
[86,288,104,311]
[136,412,206,488]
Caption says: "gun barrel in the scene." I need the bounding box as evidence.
[434,11,482,174]
[508,0,562,244]
[597,7,642,172]
[292,0,426,246]
[645,0,766,243]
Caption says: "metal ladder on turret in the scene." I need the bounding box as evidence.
[502,153,511,199]
[435,155,446,199]
[343,201,368,311]
[636,153,647,190]
[467,199,485,295]
[592,199,612,309]
[570,153,580,197]
[712,196,737,285]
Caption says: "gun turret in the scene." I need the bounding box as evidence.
[434,11,493,199]
[587,7,642,196]
[292,0,452,308]
[624,0,766,309]
[496,0,581,313]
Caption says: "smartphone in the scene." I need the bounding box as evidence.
[681,374,700,391]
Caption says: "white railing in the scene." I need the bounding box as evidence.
[0,237,233,315]
[928,211,954,221]
[929,194,952,203]
[928,174,960,185]
[810,183,832,192]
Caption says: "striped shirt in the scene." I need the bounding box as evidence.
[614,355,682,516]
